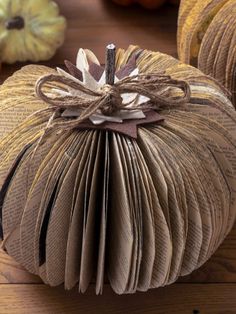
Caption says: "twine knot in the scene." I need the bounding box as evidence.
[99,84,123,115]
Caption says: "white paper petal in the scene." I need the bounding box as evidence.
[114,76,119,83]
[62,110,123,124]
[56,67,82,84]
[97,72,120,86]
[121,92,138,104]
[117,110,146,120]
[76,48,89,73]
[56,67,88,98]
[129,68,139,77]
[98,71,106,85]
[92,113,123,123]
[89,116,106,125]
[84,49,100,65]
[136,95,150,105]
[51,88,72,97]
[83,68,101,91]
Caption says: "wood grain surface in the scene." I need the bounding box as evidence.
[0,284,235,314]
[0,0,235,313]
[0,0,178,82]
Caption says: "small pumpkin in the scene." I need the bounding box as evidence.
[112,0,179,9]
[0,0,66,64]
[0,45,236,294]
[177,0,236,106]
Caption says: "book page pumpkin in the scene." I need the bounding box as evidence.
[0,45,236,295]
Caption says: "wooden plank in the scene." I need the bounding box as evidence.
[0,1,178,84]
[0,223,235,284]
[0,283,235,313]
[54,0,178,63]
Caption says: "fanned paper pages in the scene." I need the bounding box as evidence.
[0,45,236,295]
[177,0,236,107]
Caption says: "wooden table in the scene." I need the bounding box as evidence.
[0,1,235,313]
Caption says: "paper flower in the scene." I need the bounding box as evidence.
[56,48,149,125]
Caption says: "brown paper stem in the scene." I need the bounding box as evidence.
[105,44,116,85]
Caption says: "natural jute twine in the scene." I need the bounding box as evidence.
[35,73,191,130]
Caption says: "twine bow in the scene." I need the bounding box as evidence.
[35,73,191,130]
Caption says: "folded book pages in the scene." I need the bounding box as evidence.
[0,44,236,295]
[177,0,236,107]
